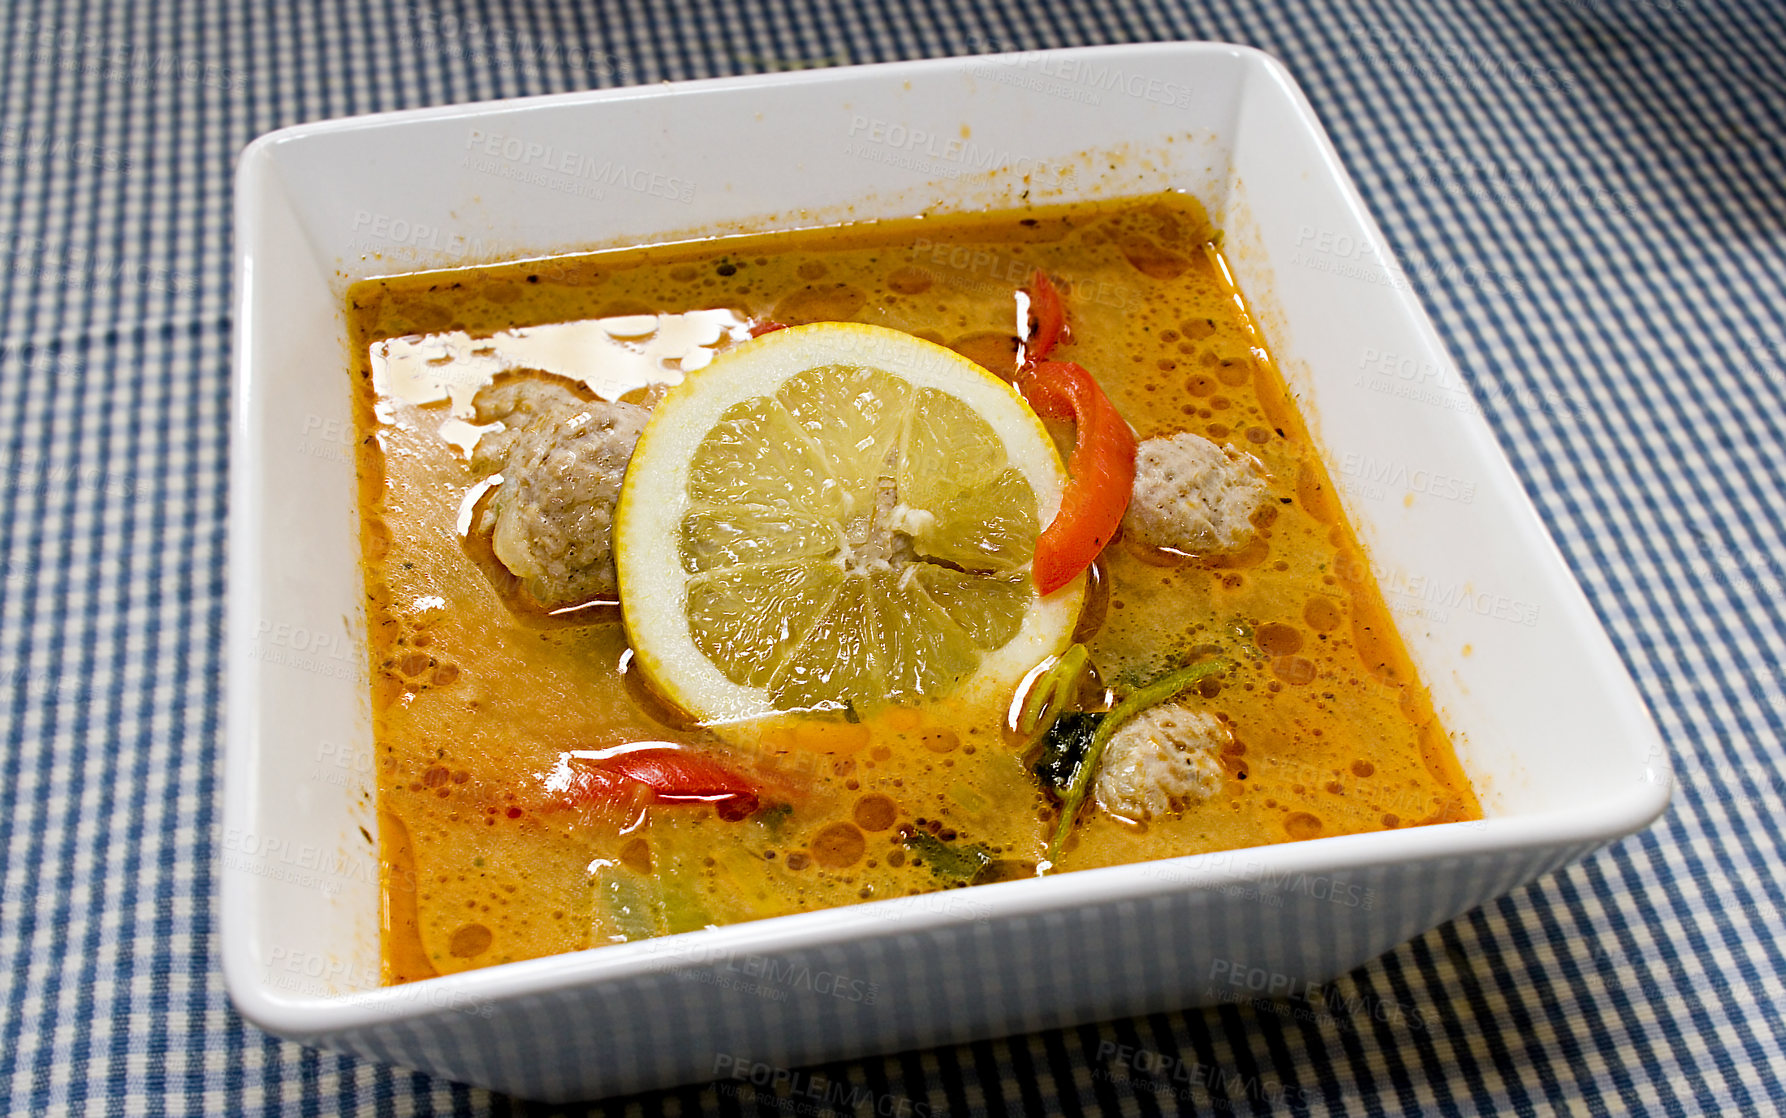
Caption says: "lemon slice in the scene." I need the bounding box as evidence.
[615,322,1084,725]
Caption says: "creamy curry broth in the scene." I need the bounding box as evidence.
[346,194,1480,982]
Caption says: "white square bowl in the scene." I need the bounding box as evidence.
[225,42,1670,1102]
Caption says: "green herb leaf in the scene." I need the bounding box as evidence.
[593,865,664,943]
[652,824,716,934]
[755,801,794,841]
[1031,710,1105,799]
[904,832,995,885]
[1016,644,1092,741]
[947,781,990,817]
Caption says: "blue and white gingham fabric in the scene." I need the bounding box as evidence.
[3,0,1783,1113]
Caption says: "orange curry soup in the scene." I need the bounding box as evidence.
[344,194,1479,982]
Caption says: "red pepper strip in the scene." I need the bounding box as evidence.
[1025,269,1067,365]
[749,319,789,338]
[557,747,763,821]
[1017,360,1137,595]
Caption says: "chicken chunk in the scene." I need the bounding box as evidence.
[471,379,651,608]
[1121,432,1268,554]
[1094,703,1228,820]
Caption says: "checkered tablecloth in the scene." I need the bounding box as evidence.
[4,0,1783,1113]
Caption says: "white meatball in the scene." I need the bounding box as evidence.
[1122,432,1269,554]
[472,379,651,607]
[1094,703,1229,820]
